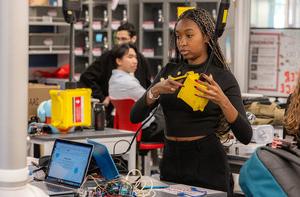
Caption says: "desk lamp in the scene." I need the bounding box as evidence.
[63,0,81,88]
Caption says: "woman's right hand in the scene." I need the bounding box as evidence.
[146,77,183,105]
[152,77,183,95]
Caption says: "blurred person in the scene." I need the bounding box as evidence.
[79,23,151,127]
[283,74,300,143]
[109,43,164,142]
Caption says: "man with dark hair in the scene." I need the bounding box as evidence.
[115,23,137,43]
[79,23,151,127]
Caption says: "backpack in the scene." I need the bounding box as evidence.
[239,146,300,197]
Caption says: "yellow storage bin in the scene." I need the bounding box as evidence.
[50,88,92,130]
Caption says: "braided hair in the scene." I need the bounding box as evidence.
[171,8,229,70]
[170,8,231,138]
[283,75,300,137]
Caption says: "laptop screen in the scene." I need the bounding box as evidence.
[87,139,120,180]
[46,139,93,188]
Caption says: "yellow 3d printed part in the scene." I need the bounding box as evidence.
[171,71,209,111]
[50,88,92,131]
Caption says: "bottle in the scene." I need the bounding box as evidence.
[103,36,108,52]
[94,103,105,131]
[212,9,217,21]
[103,10,108,28]
[157,64,162,72]
[122,9,128,25]
[156,9,163,28]
[84,36,89,55]
[156,36,163,55]
[84,10,89,27]
[157,36,162,47]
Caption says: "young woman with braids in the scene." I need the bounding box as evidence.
[283,75,300,144]
[130,8,252,195]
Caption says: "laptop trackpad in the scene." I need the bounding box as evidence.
[32,181,76,196]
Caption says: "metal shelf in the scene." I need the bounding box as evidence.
[29,50,69,55]
[29,5,62,8]
[93,28,109,32]
[29,45,69,54]
[143,28,163,32]
[29,21,69,26]
[145,56,163,59]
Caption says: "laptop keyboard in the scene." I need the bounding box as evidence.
[45,183,72,193]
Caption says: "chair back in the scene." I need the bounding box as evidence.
[110,98,142,141]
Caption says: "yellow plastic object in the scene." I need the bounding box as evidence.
[171,71,208,111]
[177,7,195,18]
[50,88,92,130]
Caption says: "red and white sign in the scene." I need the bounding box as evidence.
[73,96,83,123]
[248,29,300,97]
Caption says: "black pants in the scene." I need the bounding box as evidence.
[160,134,233,196]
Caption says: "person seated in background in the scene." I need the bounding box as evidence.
[79,23,152,127]
[109,43,164,142]
[283,75,300,144]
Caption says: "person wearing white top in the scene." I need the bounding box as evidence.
[109,44,164,142]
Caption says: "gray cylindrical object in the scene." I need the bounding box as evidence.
[0,0,28,170]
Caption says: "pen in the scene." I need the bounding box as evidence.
[177,192,192,196]
[177,192,205,197]
[143,185,169,189]
[191,186,207,195]
[176,187,207,197]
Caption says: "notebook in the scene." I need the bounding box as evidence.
[86,139,120,180]
[32,139,93,196]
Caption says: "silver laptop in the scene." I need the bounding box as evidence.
[32,139,93,196]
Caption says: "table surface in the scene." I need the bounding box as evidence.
[30,128,135,141]
[81,176,227,197]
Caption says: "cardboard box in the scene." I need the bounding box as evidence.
[28,83,59,119]
[29,0,49,6]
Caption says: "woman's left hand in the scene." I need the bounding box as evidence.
[194,74,228,107]
[195,73,239,124]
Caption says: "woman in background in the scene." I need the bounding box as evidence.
[283,75,300,142]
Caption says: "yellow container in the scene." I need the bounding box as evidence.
[171,71,209,111]
[50,88,92,130]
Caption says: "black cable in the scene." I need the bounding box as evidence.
[112,107,159,157]
[113,139,130,155]
[203,0,230,74]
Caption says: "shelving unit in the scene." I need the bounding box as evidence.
[80,0,138,73]
[139,0,219,76]
[28,4,69,84]
[139,0,164,77]
[29,6,70,55]
[28,0,139,81]
[28,0,218,80]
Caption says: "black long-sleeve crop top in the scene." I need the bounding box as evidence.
[130,61,253,145]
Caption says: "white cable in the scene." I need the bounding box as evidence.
[125,169,156,197]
